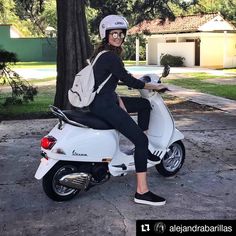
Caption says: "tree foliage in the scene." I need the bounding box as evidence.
[43,0,57,30]
[0,50,37,106]
[0,0,28,35]
[88,0,194,35]
[189,0,236,25]
[0,0,56,36]
[0,0,15,23]
[123,34,147,60]
[13,0,56,36]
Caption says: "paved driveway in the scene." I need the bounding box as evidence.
[0,107,235,235]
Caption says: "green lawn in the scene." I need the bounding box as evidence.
[166,73,236,100]
[222,68,236,73]
[0,82,139,120]
[1,70,236,120]
[12,61,56,69]
[0,85,55,120]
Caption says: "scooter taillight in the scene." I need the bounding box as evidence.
[41,136,57,150]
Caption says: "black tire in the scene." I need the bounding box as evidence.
[42,162,80,201]
[155,140,185,177]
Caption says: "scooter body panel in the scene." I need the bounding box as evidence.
[45,123,119,162]
[146,93,174,148]
[35,158,58,179]
[146,93,184,150]
[169,128,184,145]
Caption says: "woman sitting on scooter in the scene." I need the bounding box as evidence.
[89,15,168,206]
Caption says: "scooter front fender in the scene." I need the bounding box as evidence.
[169,128,184,146]
[34,158,58,180]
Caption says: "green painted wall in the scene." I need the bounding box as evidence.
[0,25,56,61]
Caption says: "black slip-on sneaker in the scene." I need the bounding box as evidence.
[148,150,161,164]
[134,191,166,206]
[124,149,161,163]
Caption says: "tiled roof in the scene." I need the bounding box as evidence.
[128,13,222,35]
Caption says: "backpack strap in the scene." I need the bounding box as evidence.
[91,50,108,66]
[91,50,112,94]
[96,73,112,94]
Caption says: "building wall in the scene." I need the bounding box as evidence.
[0,25,10,38]
[157,42,195,66]
[224,33,236,68]
[146,32,236,68]
[147,38,158,64]
[0,25,56,61]
[200,32,236,68]
[200,33,224,68]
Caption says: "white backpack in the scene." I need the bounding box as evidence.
[68,50,112,108]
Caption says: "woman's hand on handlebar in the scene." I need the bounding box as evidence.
[144,83,169,93]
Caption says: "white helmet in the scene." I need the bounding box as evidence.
[99,15,129,40]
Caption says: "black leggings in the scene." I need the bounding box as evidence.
[90,96,151,172]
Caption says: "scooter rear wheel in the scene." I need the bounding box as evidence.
[155,141,185,177]
[42,162,80,201]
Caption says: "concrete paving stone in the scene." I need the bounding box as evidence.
[167,85,236,116]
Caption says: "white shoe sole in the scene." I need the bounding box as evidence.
[147,159,161,165]
[134,198,166,206]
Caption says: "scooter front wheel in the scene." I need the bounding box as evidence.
[42,162,80,201]
[155,141,185,177]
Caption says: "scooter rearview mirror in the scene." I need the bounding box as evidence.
[162,65,170,78]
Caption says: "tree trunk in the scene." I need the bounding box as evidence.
[54,0,91,109]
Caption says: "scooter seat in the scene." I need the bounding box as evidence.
[62,110,114,130]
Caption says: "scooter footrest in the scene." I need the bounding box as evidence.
[112,164,127,170]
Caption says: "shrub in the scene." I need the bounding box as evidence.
[160,54,185,67]
[0,49,38,106]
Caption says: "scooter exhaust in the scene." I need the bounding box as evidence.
[59,173,91,190]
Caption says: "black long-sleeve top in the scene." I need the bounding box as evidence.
[93,51,145,94]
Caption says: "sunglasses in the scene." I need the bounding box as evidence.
[109,32,126,39]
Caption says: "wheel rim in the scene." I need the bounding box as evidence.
[162,143,183,172]
[52,165,78,196]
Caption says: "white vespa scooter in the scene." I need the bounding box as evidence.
[35,66,185,201]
